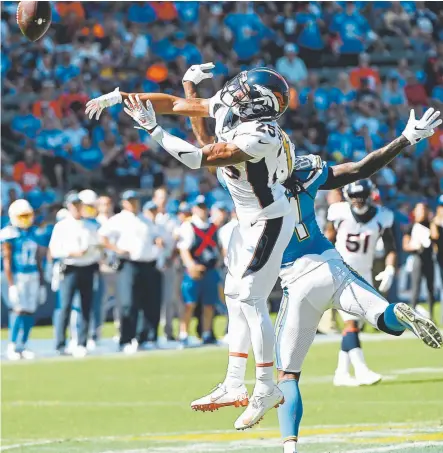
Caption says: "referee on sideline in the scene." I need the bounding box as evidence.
[49,193,101,357]
[99,190,163,353]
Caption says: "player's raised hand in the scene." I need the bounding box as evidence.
[182,62,215,85]
[402,107,442,145]
[123,95,158,132]
[85,87,122,121]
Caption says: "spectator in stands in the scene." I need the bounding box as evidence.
[294,2,325,68]
[63,114,88,149]
[1,166,23,208]
[382,73,407,107]
[11,103,41,143]
[276,43,308,87]
[299,72,330,113]
[55,52,80,84]
[26,175,57,211]
[349,53,381,90]
[138,151,164,191]
[173,31,202,66]
[403,202,436,322]
[32,81,62,119]
[13,148,42,193]
[383,2,412,47]
[330,2,374,66]
[326,120,354,162]
[72,136,103,172]
[329,73,356,107]
[411,2,438,38]
[404,74,429,106]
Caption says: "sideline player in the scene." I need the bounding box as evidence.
[86,66,297,429]
[325,180,396,386]
[1,200,47,360]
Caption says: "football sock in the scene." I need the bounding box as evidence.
[349,347,370,375]
[335,350,351,375]
[341,330,360,352]
[225,353,248,388]
[256,364,274,393]
[21,314,34,345]
[383,303,407,332]
[278,379,302,451]
[9,312,23,344]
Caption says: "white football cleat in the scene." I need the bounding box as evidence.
[7,343,21,361]
[122,340,138,355]
[86,339,96,351]
[234,385,284,430]
[21,348,35,360]
[355,370,382,386]
[394,303,442,349]
[72,345,87,358]
[333,372,360,387]
[191,383,249,412]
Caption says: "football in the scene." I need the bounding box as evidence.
[16,1,52,42]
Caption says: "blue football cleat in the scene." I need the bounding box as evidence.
[394,303,442,349]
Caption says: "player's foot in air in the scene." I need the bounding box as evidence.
[191,383,249,412]
[234,384,284,430]
[355,369,382,386]
[333,372,359,387]
[394,303,442,349]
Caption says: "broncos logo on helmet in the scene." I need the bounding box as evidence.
[220,68,290,121]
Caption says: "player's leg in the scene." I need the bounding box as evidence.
[191,293,250,411]
[335,310,380,386]
[276,265,331,453]
[7,308,22,360]
[179,273,198,346]
[56,269,77,352]
[19,273,40,359]
[76,266,95,356]
[337,266,442,349]
[422,257,436,321]
[234,213,296,430]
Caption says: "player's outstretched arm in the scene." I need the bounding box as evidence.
[320,108,441,190]
[182,63,216,147]
[123,95,252,168]
[85,88,210,120]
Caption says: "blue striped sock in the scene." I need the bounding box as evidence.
[277,379,303,445]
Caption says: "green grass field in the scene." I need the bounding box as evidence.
[2,325,443,453]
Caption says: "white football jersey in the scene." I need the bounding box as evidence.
[327,202,394,274]
[209,90,294,223]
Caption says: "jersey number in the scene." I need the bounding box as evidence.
[346,233,370,253]
[19,242,37,266]
[256,123,276,137]
[290,196,309,241]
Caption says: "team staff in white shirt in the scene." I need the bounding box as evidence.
[99,190,163,353]
[49,193,101,357]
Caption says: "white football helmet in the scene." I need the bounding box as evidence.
[79,189,98,218]
[8,199,34,229]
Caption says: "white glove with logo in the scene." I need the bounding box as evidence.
[182,62,215,85]
[402,108,441,144]
[123,95,157,132]
[38,285,47,305]
[85,87,122,120]
[375,265,395,293]
[8,285,19,306]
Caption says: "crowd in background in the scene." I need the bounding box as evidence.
[1,2,443,351]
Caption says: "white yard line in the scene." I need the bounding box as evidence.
[344,442,443,453]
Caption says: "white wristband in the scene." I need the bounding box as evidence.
[151,126,203,169]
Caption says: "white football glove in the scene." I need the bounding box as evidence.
[8,285,19,305]
[123,95,157,132]
[182,62,215,85]
[375,265,395,293]
[38,285,47,305]
[85,87,122,120]
[402,107,442,145]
